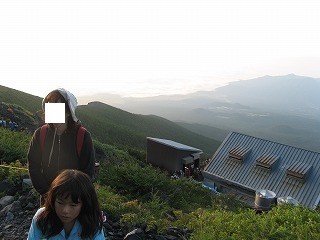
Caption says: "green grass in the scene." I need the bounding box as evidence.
[187,204,320,240]
[1,130,319,238]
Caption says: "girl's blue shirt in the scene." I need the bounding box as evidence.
[27,207,105,240]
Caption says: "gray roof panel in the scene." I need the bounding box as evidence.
[147,137,202,152]
[203,132,320,208]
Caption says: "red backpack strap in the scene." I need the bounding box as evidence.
[76,126,86,157]
[40,124,49,153]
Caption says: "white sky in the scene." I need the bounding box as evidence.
[1,0,320,98]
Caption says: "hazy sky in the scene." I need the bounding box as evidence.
[1,0,320,98]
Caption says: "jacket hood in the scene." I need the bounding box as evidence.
[42,88,78,122]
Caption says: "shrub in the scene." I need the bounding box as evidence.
[99,160,171,200]
[168,178,213,212]
[95,184,129,220]
[187,204,320,240]
[0,128,31,164]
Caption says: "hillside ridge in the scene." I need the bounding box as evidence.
[0,85,221,155]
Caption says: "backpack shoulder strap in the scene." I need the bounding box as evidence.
[76,126,86,157]
[40,124,49,153]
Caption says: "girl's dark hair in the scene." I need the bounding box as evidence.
[42,91,80,130]
[37,169,103,238]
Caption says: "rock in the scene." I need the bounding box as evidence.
[103,221,113,231]
[6,211,15,222]
[124,228,145,240]
[4,224,13,230]
[154,235,167,240]
[10,201,22,214]
[22,178,33,190]
[0,204,11,218]
[111,221,121,229]
[136,222,147,231]
[165,235,178,240]
[25,202,35,210]
[0,195,15,208]
[167,227,181,237]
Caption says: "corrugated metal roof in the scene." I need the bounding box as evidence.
[147,137,202,152]
[203,132,320,208]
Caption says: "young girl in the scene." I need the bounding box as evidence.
[27,169,105,239]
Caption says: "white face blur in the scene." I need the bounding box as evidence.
[55,195,82,229]
[45,98,70,125]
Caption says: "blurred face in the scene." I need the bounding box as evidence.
[46,98,70,126]
[55,195,82,228]
[46,93,71,119]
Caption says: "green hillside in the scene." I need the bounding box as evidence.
[77,101,220,155]
[0,86,221,155]
[0,85,42,114]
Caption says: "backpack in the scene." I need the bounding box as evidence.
[39,124,86,157]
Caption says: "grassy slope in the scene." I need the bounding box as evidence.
[0,86,221,155]
[0,85,42,114]
[77,102,221,154]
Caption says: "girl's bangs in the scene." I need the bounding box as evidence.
[55,180,82,203]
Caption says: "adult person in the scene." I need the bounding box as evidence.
[1,118,6,128]
[9,120,15,131]
[27,88,95,204]
[27,169,105,239]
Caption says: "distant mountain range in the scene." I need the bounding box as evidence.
[78,74,320,152]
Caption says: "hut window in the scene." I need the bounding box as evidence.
[286,161,312,182]
[256,155,279,171]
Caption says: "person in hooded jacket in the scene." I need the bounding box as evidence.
[27,88,95,205]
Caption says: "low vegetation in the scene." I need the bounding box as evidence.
[0,128,31,163]
[1,127,319,239]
